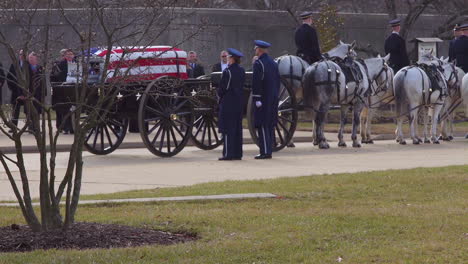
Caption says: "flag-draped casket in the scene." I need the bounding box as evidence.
[67,46,188,83]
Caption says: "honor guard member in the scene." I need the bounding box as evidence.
[252,40,280,160]
[448,24,461,62]
[217,48,246,161]
[384,19,410,73]
[453,24,468,72]
[295,11,322,64]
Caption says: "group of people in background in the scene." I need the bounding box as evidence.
[0,50,45,133]
[1,48,75,134]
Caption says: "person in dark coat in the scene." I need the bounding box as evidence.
[26,52,45,132]
[295,11,322,65]
[453,24,468,73]
[7,50,27,129]
[187,51,205,78]
[0,62,5,104]
[50,48,74,134]
[449,24,461,62]
[217,48,246,161]
[384,19,410,73]
[251,40,280,160]
[211,50,229,72]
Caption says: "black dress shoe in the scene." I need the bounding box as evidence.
[254,154,272,160]
[218,157,233,161]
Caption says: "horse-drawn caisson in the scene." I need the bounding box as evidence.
[51,45,299,157]
[51,38,467,158]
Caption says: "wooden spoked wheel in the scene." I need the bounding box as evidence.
[247,77,298,152]
[138,76,194,157]
[191,107,222,150]
[83,113,129,155]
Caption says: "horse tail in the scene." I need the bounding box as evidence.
[393,71,408,117]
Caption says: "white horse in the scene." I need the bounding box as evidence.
[360,54,394,144]
[275,55,309,147]
[462,73,468,138]
[335,58,370,147]
[302,41,370,148]
[394,58,447,144]
[275,55,309,102]
[437,58,466,140]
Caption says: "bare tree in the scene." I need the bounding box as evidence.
[0,0,207,232]
[383,0,468,40]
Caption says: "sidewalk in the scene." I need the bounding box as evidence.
[0,124,356,154]
[1,139,467,201]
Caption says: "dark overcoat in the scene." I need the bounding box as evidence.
[217,63,245,133]
[295,24,321,64]
[384,33,410,72]
[251,53,280,128]
[448,38,457,62]
[454,35,468,72]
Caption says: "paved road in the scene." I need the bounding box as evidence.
[1,137,467,201]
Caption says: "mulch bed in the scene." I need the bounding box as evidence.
[0,222,197,253]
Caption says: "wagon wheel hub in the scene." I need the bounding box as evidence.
[278,111,282,117]
[170,113,178,121]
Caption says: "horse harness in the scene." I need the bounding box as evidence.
[400,65,446,107]
[307,59,345,103]
[366,58,396,108]
[440,63,463,121]
[331,57,367,105]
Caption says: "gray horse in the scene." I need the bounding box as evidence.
[436,57,466,140]
[360,54,394,144]
[394,56,447,144]
[302,41,369,149]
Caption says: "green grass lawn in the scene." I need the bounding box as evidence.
[0,166,467,263]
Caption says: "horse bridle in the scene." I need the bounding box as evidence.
[445,63,459,96]
[369,58,389,95]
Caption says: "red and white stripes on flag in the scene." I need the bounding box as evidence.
[93,46,188,81]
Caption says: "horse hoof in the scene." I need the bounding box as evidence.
[338,142,347,147]
[352,143,361,148]
[448,136,454,140]
[287,142,296,148]
[367,140,374,144]
[424,139,431,144]
[313,141,318,146]
[396,139,400,143]
[319,142,330,149]
[417,138,423,143]
[441,137,450,141]
[432,140,440,144]
[399,141,407,145]
[465,133,468,139]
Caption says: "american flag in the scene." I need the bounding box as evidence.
[92,46,189,81]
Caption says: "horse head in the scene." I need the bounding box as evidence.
[365,54,392,94]
[325,41,356,60]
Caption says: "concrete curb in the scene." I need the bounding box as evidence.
[2,132,466,154]
[0,193,278,207]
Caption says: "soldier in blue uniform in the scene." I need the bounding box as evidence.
[217,48,246,161]
[453,24,468,72]
[448,24,461,62]
[252,40,280,160]
[384,19,410,73]
[295,11,321,65]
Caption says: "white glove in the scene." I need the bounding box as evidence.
[255,101,262,108]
